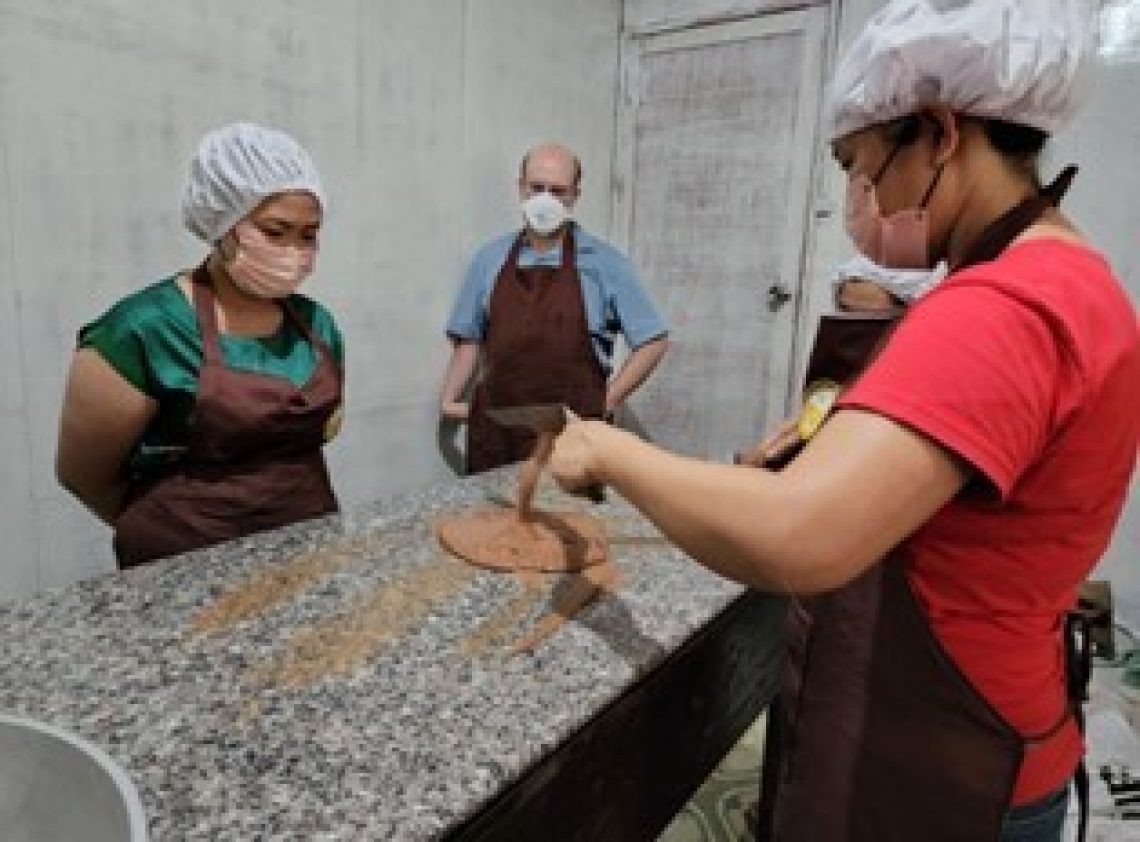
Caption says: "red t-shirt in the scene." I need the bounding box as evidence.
[838,238,1139,805]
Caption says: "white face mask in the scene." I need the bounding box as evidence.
[521,191,570,236]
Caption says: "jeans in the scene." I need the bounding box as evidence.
[1001,784,1070,842]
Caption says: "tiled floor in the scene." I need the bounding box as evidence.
[658,714,765,842]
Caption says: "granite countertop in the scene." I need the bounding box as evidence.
[0,470,745,840]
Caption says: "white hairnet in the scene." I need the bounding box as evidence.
[832,255,947,303]
[181,122,325,243]
[825,0,1093,141]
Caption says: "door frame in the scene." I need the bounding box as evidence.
[611,6,830,423]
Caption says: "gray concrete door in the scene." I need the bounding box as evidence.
[613,8,828,459]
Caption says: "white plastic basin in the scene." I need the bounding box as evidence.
[0,714,147,842]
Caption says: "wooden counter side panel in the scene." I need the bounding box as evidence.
[447,591,786,842]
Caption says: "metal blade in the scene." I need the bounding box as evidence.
[484,404,567,433]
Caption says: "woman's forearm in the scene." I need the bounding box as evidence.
[594,429,812,591]
[576,410,967,595]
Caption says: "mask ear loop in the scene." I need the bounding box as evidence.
[871,138,906,186]
[215,229,240,266]
[877,113,946,212]
[918,163,945,210]
[211,228,250,291]
[917,110,951,211]
[870,114,924,185]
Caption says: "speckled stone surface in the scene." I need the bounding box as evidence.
[0,470,745,840]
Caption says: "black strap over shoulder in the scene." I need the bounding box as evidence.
[953,165,1078,271]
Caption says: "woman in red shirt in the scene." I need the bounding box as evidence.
[549,1,1138,840]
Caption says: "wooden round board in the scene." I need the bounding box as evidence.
[434,508,610,573]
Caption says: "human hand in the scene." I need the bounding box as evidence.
[441,401,470,421]
[549,410,616,493]
[604,391,621,416]
[836,279,899,312]
[735,417,801,468]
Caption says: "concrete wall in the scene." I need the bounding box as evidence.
[624,0,826,33]
[0,0,621,599]
[2,0,1136,618]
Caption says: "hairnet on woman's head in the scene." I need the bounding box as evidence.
[181,122,325,243]
[825,0,1094,142]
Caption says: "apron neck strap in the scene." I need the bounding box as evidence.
[190,262,223,366]
[560,225,576,271]
[1042,164,1078,204]
[507,232,527,267]
[510,226,577,272]
[189,263,332,368]
[280,300,316,343]
[953,165,1078,272]
[280,299,338,368]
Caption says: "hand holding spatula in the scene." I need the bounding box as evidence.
[485,404,606,516]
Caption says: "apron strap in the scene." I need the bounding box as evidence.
[190,263,223,367]
[1043,165,1078,205]
[191,262,336,374]
[560,225,577,271]
[953,165,1078,271]
[1065,609,1094,842]
[506,226,577,272]
[506,232,526,270]
[280,300,339,372]
[1074,762,1090,842]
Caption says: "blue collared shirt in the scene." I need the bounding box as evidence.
[445,225,668,372]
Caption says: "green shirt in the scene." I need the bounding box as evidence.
[78,275,344,473]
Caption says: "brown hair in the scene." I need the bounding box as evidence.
[881,113,1048,187]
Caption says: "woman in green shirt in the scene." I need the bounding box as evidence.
[57,123,345,567]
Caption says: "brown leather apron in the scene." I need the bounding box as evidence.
[466,227,607,473]
[760,168,1084,841]
[113,264,342,568]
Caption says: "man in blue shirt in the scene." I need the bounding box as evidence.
[441,142,670,473]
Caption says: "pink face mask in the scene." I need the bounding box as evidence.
[844,144,943,271]
[223,221,317,299]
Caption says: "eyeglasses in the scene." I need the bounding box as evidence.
[523,182,574,199]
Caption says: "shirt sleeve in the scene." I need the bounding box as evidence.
[836,283,1074,498]
[601,248,669,349]
[77,302,152,395]
[445,246,496,342]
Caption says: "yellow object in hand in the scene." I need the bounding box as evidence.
[797,380,840,441]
